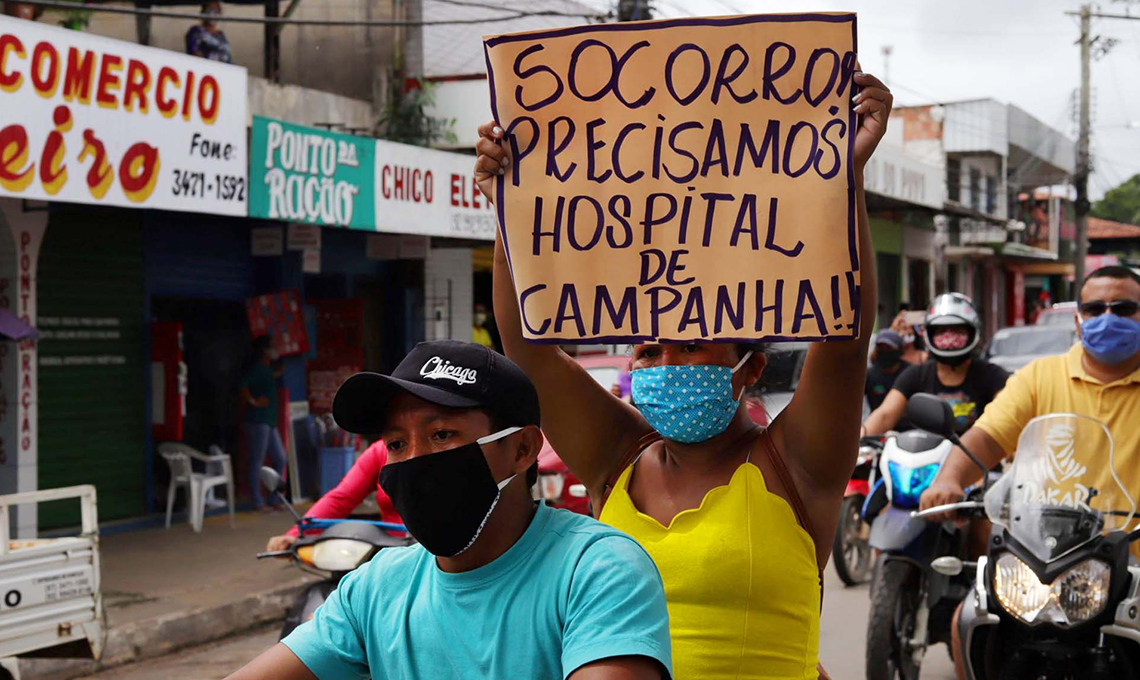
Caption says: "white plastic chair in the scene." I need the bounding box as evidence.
[158,442,235,532]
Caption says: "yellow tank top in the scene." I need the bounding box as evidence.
[598,444,821,680]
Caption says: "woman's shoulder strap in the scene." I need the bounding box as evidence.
[756,430,818,551]
[598,430,662,510]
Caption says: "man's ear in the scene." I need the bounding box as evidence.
[1074,313,1082,339]
[514,425,544,472]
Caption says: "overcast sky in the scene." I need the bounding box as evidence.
[585,0,1140,200]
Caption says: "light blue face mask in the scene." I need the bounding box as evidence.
[631,351,753,444]
[1081,313,1140,364]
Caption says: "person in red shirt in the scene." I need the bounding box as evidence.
[264,440,403,552]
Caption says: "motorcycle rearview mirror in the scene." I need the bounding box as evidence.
[905,394,992,491]
[259,466,285,494]
[259,466,303,523]
[931,556,964,577]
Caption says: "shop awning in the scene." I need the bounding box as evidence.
[1016,262,1075,276]
[945,246,995,260]
[1001,242,1058,260]
[0,309,37,341]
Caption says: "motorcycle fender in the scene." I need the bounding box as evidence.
[958,603,999,680]
[300,581,336,622]
[1103,564,1140,645]
[958,555,998,680]
[280,580,337,640]
[869,506,928,553]
[845,479,870,497]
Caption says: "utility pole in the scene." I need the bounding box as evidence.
[881,45,893,89]
[618,0,651,22]
[1075,4,1090,289]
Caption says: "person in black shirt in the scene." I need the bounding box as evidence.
[865,329,910,411]
[862,293,1010,436]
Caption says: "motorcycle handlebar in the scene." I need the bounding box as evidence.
[256,550,293,559]
[299,518,408,532]
[910,501,985,520]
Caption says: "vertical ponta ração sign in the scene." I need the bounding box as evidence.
[0,15,247,216]
[249,117,375,229]
[484,13,860,343]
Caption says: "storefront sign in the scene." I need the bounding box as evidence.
[307,299,363,414]
[249,117,497,239]
[302,248,321,274]
[398,235,429,260]
[484,14,860,342]
[251,226,284,256]
[0,16,247,215]
[245,291,310,357]
[365,234,399,260]
[250,117,374,229]
[287,222,321,250]
[374,140,497,240]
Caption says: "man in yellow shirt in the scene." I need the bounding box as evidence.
[472,303,495,349]
[920,265,1140,680]
[920,264,1140,515]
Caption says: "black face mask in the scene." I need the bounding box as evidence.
[874,350,902,368]
[379,427,520,557]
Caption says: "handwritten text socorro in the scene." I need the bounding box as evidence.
[485,13,861,342]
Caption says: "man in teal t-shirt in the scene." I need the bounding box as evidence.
[226,341,671,680]
[239,335,286,509]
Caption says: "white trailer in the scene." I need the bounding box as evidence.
[0,486,103,680]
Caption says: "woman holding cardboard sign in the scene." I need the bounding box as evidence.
[475,69,891,680]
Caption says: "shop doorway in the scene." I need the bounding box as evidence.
[875,253,901,329]
[151,297,251,461]
[908,258,932,310]
[473,269,502,351]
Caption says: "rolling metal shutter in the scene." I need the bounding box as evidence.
[38,207,146,529]
[145,213,254,301]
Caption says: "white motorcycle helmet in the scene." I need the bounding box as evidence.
[923,293,983,364]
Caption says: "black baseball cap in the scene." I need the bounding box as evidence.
[332,340,541,435]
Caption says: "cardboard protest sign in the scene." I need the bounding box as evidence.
[484,13,860,343]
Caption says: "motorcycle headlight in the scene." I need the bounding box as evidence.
[310,539,375,571]
[886,461,940,509]
[993,552,1111,626]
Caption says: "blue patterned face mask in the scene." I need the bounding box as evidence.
[631,351,753,444]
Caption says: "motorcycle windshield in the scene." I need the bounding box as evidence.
[983,413,1133,563]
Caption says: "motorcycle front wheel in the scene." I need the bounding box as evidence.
[832,494,872,586]
[866,559,924,680]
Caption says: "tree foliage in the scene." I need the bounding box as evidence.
[379,78,457,148]
[1092,174,1140,225]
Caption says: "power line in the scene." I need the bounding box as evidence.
[860,23,1071,37]
[1066,10,1140,22]
[17,0,608,26]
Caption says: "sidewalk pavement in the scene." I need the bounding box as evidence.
[20,507,315,680]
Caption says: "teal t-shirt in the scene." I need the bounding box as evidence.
[240,363,277,426]
[283,503,672,680]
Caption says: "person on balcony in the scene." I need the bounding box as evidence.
[186,1,232,63]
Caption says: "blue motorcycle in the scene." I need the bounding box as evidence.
[862,396,978,680]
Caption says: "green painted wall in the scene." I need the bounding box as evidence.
[38,209,146,529]
[870,217,902,255]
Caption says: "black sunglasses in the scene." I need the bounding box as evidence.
[1079,300,1140,317]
